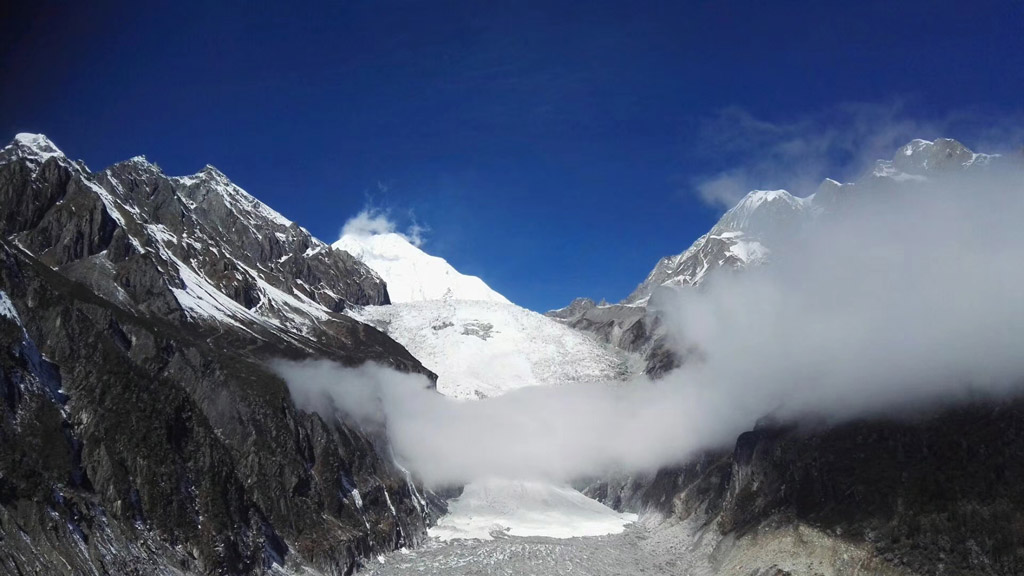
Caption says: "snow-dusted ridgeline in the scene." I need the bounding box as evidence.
[1,133,388,347]
[624,137,1002,306]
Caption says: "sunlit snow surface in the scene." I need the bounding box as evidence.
[10,133,65,163]
[351,299,630,399]
[334,232,510,303]
[338,233,639,544]
[348,298,637,542]
[429,479,636,541]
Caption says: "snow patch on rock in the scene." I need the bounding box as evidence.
[0,290,20,323]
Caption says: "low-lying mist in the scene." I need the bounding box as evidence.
[276,165,1024,487]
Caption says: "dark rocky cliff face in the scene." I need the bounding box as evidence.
[545,297,679,377]
[588,401,1024,575]
[546,298,648,351]
[0,135,436,575]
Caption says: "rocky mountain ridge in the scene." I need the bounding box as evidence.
[0,134,439,575]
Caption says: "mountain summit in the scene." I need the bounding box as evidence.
[337,230,626,399]
[334,231,509,303]
[621,137,1000,308]
[551,137,1008,373]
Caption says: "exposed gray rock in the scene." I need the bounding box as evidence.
[546,300,647,352]
[0,134,438,575]
[589,401,1024,575]
[545,297,597,321]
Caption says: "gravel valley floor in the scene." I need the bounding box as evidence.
[365,526,684,576]
[363,514,908,576]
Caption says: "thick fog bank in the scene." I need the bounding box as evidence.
[276,166,1024,486]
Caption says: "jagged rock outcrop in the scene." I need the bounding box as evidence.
[0,134,437,575]
[546,298,648,351]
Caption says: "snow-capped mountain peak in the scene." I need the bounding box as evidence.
[716,188,812,234]
[621,187,807,304]
[0,134,391,347]
[176,163,296,229]
[738,188,800,206]
[337,224,628,400]
[872,137,999,181]
[615,137,1008,309]
[333,232,510,304]
[4,133,67,165]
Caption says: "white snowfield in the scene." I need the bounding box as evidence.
[340,232,636,541]
[429,479,637,541]
[333,232,510,304]
[351,296,635,541]
[352,298,628,400]
[356,298,637,541]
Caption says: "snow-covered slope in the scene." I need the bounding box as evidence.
[340,226,637,541]
[430,479,636,541]
[623,190,794,306]
[351,296,636,541]
[352,298,629,399]
[340,227,631,399]
[0,134,388,344]
[334,232,509,303]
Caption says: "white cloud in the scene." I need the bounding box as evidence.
[695,171,751,208]
[341,207,396,237]
[688,102,1023,208]
[290,153,1024,488]
[405,218,428,248]
[340,206,428,247]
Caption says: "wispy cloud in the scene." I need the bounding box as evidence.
[689,101,1022,208]
[286,159,1024,487]
[339,205,430,247]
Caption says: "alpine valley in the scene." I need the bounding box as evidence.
[2,132,1024,576]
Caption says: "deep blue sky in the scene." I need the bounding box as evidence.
[3,1,1023,311]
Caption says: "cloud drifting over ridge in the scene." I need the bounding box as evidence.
[285,160,1024,487]
[340,206,427,246]
[689,103,1024,208]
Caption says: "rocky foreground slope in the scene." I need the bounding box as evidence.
[585,400,1024,575]
[0,134,438,575]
